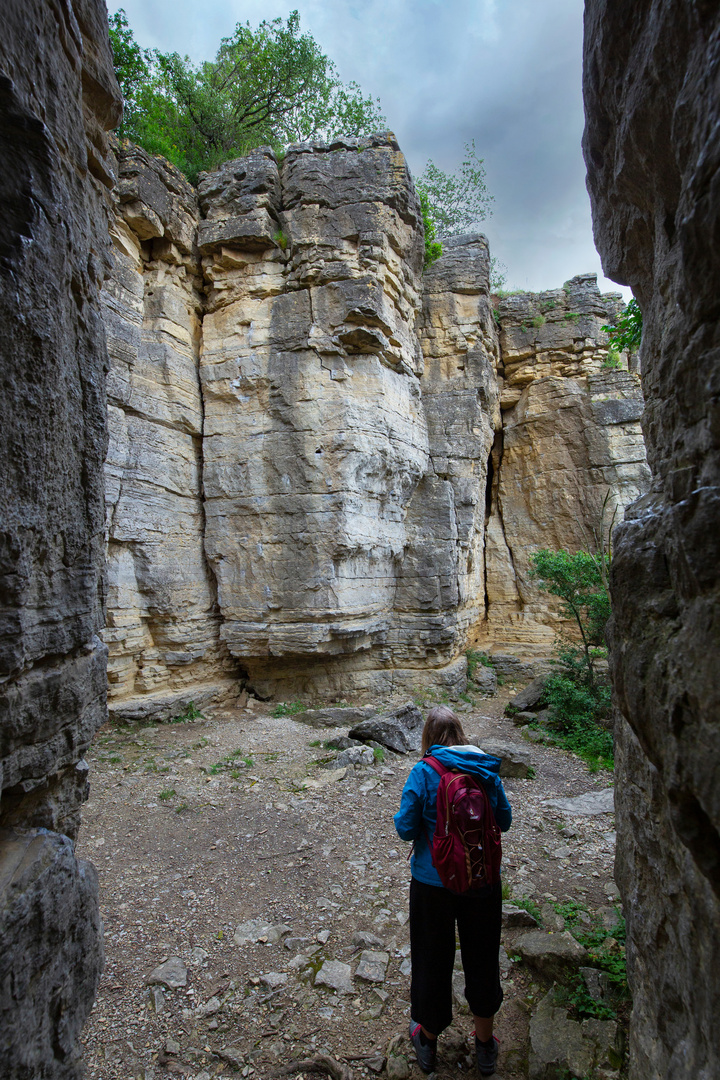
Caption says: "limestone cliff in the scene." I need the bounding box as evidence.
[583,3,720,1077]
[478,275,650,653]
[102,139,650,707]
[0,0,121,1074]
[103,145,240,722]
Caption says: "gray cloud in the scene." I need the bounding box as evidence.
[111,0,629,298]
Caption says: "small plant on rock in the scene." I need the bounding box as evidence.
[272,701,307,717]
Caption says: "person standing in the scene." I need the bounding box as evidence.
[393,705,512,1076]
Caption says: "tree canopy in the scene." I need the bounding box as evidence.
[108,9,385,183]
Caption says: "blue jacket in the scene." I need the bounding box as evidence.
[393,744,513,887]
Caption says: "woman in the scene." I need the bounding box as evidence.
[393,705,512,1076]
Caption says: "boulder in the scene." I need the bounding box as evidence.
[349,702,424,754]
[506,676,548,714]
[476,739,535,778]
[355,950,389,983]
[471,666,498,696]
[544,789,615,817]
[515,930,588,980]
[147,957,187,990]
[529,988,622,1079]
[502,903,538,928]
[296,707,378,730]
[331,746,375,769]
[512,711,537,726]
[314,960,353,994]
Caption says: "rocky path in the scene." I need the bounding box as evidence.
[77,690,619,1080]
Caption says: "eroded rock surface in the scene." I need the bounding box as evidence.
[0,0,121,1073]
[583,3,720,1077]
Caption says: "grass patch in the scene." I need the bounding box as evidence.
[170,701,204,723]
[272,701,308,718]
[159,789,176,801]
[373,746,385,764]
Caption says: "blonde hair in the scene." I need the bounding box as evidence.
[421,705,468,755]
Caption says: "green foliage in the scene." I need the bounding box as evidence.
[489,256,508,292]
[514,895,543,924]
[273,229,289,251]
[159,788,176,800]
[419,189,443,268]
[564,311,581,322]
[373,746,385,763]
[555,910,628,1024]
[530,548,613,770]
[466,648,495,679]
[529,549,610,686]
[603,348,622,369]
[272,700,307,717]
[531,314,546,328]
[170,701,204,723]
[602,297,642,355]
[415,140,493,241]
[109,9,385,184]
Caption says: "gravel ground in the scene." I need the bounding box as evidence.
[76,689,618,1080]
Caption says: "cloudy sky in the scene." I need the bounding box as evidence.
[109,0,629,297]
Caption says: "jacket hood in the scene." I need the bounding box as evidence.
[425,744,503,786]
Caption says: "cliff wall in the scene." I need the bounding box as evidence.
[103,139,650,708]
[584,2,720,1077]
[0,0,121,1074]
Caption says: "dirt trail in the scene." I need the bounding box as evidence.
[77,691,618,1080]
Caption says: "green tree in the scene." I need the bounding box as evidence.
[529,549,610,689]
[415,141,493,240]
[602,296,642,355]
[108,9,385,184]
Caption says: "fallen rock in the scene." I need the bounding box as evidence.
[580,966,612,1003]
[386,1054,410,1080]
[233,919,292,946]
[543,789,615,816]
[540,903,566,932]
[502,903,538,928]
[297,707,378,729]
[355,950,390,983]
[349,702,423,754]
[332,746,375,768]
[506,676,548,714]
[512,711,537,726]
[260,972,288,990]
[314,959,354,994]
[147,986,165,1013]
[529,988,622,1079]
[301,767,347,789]
[323,736,362,751]
[146,957,187,989]
[352,931,385,949]
[476,738,535,778]
[515,931,588,980]
[471,666,498,696]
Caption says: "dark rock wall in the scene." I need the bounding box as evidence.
[0,0,121,1075]
[583,3,720,1076]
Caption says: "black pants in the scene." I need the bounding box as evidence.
[409,877,503,1036]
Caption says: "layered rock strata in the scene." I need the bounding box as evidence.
[103,139,651,703]
[103,145,240,722]
[0,0,120,1074]
[477,275,650,652]
[583,3,720,1077]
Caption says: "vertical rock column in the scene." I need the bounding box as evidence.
[583,3,720,1077]
[397,235,500,690]
[102,145,239,723]
[200,136,430,697]
[479,275,650,655]
[0,0,121,1075]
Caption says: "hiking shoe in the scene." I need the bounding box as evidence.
[475,1034,499,1075]
[409,1022,437,1074]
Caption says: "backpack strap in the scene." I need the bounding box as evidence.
[423,754,450,778]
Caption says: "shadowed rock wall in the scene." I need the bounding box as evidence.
[583,2,720,1076]
[0,0,121,1074]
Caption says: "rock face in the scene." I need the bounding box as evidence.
[102,143,650,704]
[0,0,121,1074]
[103,144,240,722]
[477,275,650,653]
[583,4,720,1078]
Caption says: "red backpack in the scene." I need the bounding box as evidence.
[424,755,502,893]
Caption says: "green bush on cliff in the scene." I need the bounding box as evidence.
[109,9,385,183]
[602,296,642,355]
